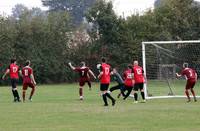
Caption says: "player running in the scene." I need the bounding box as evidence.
[122,64,135,100]
[176,63,197,102]
[2,59,21,102]
[132,60,146,103]
[22,60,36,102]
[68,61,96,100]
[98,58,115,106]
[109,68,125,98]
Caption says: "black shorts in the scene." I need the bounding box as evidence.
[100,84,109,91]
[11,78,19,89]
[134,83,144,91]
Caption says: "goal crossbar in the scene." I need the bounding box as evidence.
[142,40,200,45]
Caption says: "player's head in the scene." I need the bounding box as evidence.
[80,61,85,67]
[112,68,117,73]
[25,60,31,66]
[133,60,138,66]
[183,62,188,68]
[11,58,16,64]
[101,57,106,63]
[128,64,132,69]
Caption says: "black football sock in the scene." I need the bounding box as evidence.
[29,88,35,99]
[12,90,16,99]
[134,93,138,101]
[141,92,145,100]
[14,90,20,101]
[121,90,125,97]
[102,94,108,105]
[106,93,115,101]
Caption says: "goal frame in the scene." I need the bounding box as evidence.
[142,40,200,99]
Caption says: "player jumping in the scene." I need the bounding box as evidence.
[176,63,197,102]
[22,60,37,102]
[2,59,21,102]
[68,61,96,100]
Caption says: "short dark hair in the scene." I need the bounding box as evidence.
[11,58,16,63]
[25,60,30,66]
[128,64,132,69]
[80,61,85,67]
[101,57,106,63]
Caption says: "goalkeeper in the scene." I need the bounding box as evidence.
[109,68,125,98]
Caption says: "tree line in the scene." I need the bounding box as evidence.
[0,0,200,84]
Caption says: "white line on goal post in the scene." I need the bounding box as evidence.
[142,42,148,99]
[141,40,200,100]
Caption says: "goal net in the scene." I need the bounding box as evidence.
[142,40,200,99]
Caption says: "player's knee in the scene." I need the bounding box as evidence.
[185,89,189,92]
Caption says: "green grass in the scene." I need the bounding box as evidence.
[147,79,200,96]
[0,83,200,131]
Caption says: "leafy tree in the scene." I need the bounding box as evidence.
[42,0,96,25]
[0,5,73,84]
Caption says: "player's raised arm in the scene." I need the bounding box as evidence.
[89,69,96,79]
[2,68,10,80]
[68,62,76,70]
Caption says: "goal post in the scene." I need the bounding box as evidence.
[141,40,200,99]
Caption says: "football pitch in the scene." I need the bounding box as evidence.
[0,82,200,131]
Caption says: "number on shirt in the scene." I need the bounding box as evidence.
[12,67,18,73]
[105,67,109,75]
[24,69,29,76]
[127,73,133,79]
[136,69,142,75]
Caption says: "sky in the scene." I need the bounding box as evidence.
[113,0,155,17]
[0,0,155,16]
[0,0,200,17]
[0,0,47,15]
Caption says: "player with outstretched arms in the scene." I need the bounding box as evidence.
[2,59,21,102]
[22,60,36,102]
[176,63,197,102]
[98,58,115,106]
[68,61,96,100]
[132,60,146,103]
[122,64,134,100]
